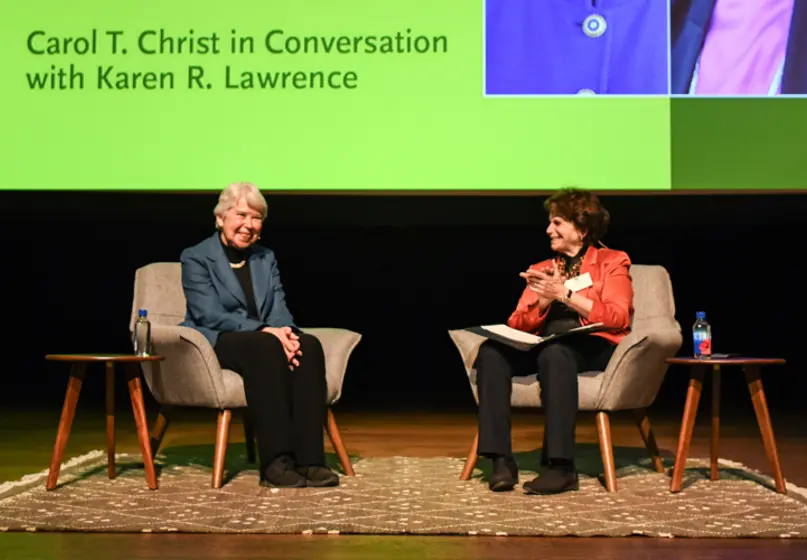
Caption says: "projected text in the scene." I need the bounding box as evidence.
[24,28,449,90]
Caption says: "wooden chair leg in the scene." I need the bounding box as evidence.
[596,411,618,492]
[150,405,172,457]
[744,366,787,493]
[47,364,87,490]
[633,408,665,473]
[460,430,479,481]
[212,410,232,489]
[325,408,355,476]
[243,412,256,464]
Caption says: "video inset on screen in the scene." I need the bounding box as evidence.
[671,0,807,96]
[483,0,671,96]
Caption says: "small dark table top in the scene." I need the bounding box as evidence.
[45,354,164,363]
[666,357,786,366]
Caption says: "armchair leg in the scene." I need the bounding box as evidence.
[149,405,172,457]
[243,412,256,464]
[325,408,355,476]
[596,412,618,492]
[634,408,665,473]
[460,430,479,481]
[212,410,232,489]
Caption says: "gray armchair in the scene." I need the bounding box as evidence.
[129,262,362,488]
[448,264,682,492]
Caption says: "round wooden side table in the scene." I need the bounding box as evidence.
[665,357,786,494]
[44,354,164,491]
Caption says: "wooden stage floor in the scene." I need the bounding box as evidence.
[1,406,805,559]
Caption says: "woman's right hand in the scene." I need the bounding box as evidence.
[261,326,302,369]
[519,267,555,310]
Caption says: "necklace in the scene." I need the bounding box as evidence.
[229,260,246,269]
[556,255,583,279]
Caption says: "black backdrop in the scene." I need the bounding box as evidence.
[2,192,805,420]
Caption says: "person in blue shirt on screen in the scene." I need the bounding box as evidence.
[485,0,669,95]
[670,0,807,95]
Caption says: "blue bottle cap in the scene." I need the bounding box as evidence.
[696,311,705,320]
[138,309,148,317]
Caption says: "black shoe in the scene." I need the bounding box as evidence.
[523,466,579,495]
[296,465,340,488]
[259,455,307,488]
[488,455,519,492]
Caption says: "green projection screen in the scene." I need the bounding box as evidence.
[1,0,805,192]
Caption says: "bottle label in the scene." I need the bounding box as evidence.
[693,331,712,357]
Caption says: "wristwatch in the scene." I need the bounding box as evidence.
[561,289,572,304]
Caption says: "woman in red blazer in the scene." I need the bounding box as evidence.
[475,188,634,495]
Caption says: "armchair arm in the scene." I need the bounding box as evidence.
[595,324,683,411]
[447,330,488,382]
[138,325,231,409]
[302,328,362,405]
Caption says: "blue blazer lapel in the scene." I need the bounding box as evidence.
[670,0,715,94]
[250,249,271,319]
[204,233,248,308]
[783,1,807,94]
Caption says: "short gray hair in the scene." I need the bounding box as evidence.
[214,182,268,220]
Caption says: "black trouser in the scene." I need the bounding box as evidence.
[476,335,615,462]
[214,331,327,467]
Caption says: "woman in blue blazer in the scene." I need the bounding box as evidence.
[180,183,338,488]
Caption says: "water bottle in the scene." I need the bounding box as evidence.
[692,311,712,359]
[133,309,151,356]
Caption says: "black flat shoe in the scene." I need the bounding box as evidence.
[488,455,519,492]
[296,465,340,488]
[259,455,307,488]
[523,467,579,495]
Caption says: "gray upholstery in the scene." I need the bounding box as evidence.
[129,262,361,410]
[448,265,682,412]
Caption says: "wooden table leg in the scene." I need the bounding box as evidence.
[711,364,721,481]
[105,362,116,479]
[671,365,705,492]
[744,365,787,494]
[47,363,87,490]
[150,406,172,457]
[125,363,158,490]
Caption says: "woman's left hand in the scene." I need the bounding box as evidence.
[262,326,302,370]
[524,261,567,301]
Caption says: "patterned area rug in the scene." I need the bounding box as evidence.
[1,451,806,537]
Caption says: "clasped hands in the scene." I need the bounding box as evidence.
[261,326,302,370]
[519,260,568,305]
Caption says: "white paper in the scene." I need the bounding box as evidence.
[473,322,607,350]
[479,324,544,344]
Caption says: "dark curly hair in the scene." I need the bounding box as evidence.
[544,187,611,245]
